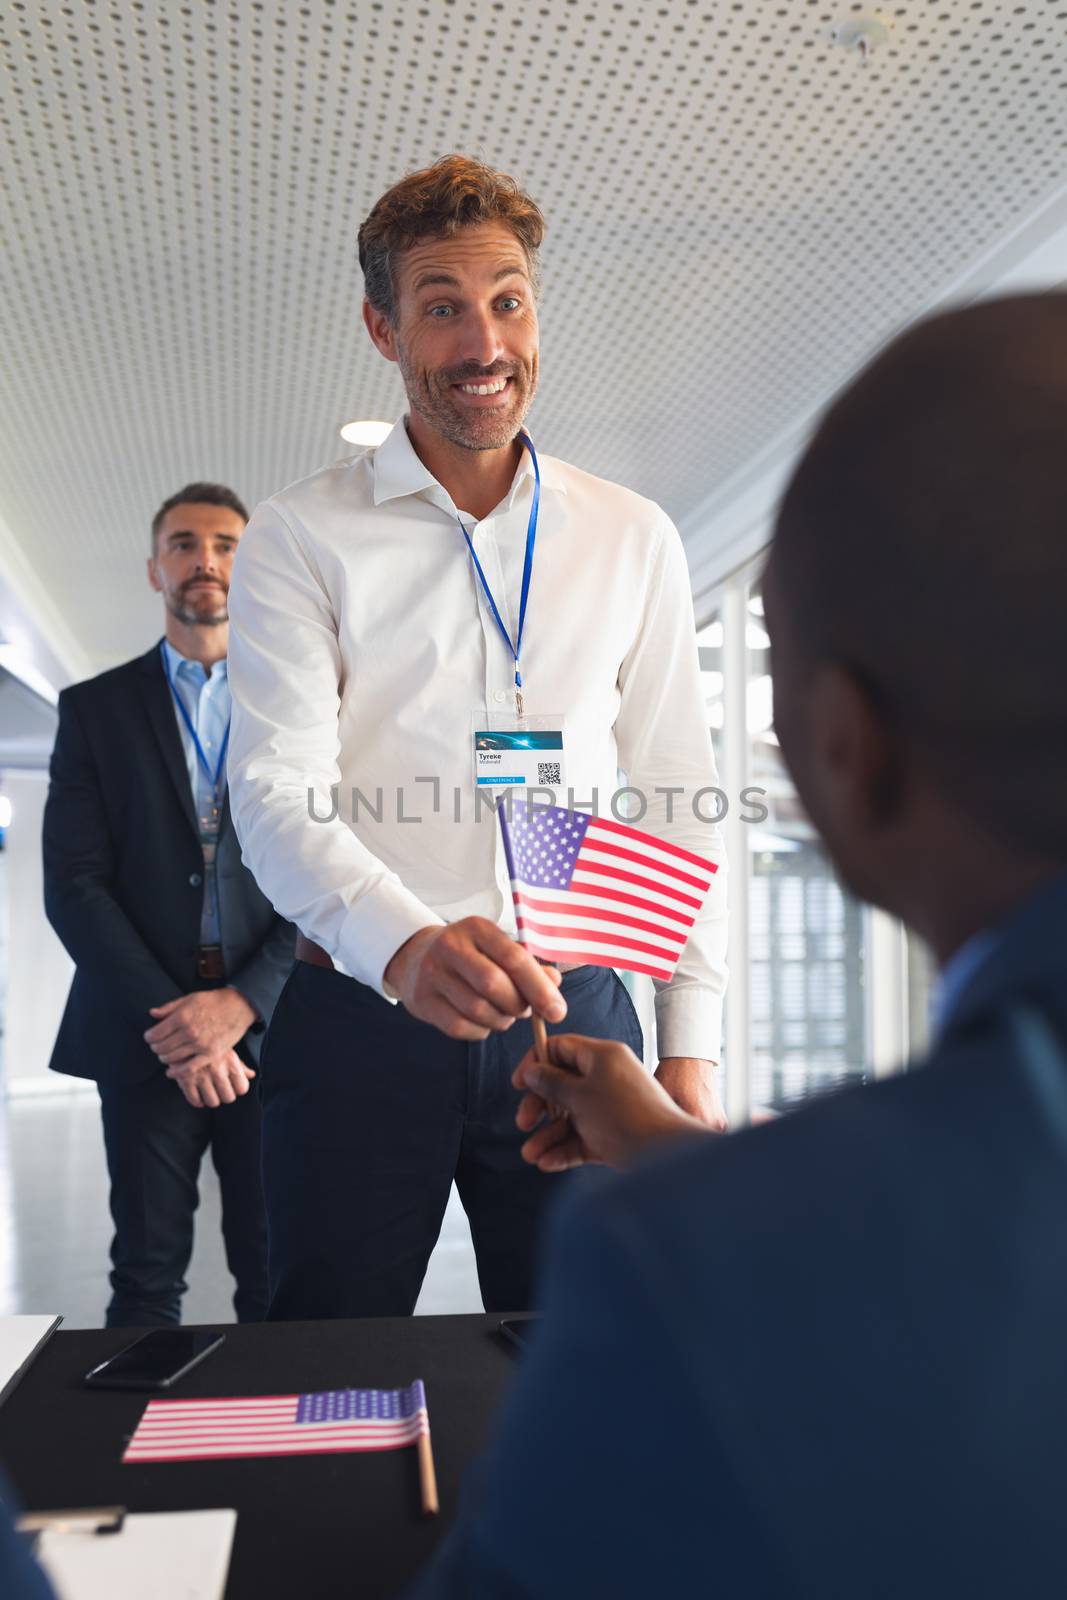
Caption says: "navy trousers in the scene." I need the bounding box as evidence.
[260,962,644,1320]
[99,1067,268,1328]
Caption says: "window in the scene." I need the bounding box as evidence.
[696,610,728,1089]
[700,560,924,1123]
[745,576,867,1114]
[907,930,936,1057]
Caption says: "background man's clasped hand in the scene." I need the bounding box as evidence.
[144,987,259,1107]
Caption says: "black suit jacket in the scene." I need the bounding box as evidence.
[412,870,1067,1599]
[43,640,296,1086]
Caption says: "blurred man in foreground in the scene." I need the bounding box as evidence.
[0,1480,52,1600]
[411,293,1067,1597]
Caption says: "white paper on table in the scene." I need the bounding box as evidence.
[36,1509,237,1600]
[0,1315,62,1407]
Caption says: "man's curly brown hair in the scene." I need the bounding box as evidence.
[358,154,545,324]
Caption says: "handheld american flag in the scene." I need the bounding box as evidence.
[123,1381,429,1464]
[498,798,719,982]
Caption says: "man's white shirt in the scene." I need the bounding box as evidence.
[226,416,728,1060]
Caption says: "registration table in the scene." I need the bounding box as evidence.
[0,1313,520,1598]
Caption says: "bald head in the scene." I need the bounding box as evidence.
[769,291,1067,857]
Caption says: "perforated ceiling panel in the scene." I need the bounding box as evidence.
[1,0,1065,675]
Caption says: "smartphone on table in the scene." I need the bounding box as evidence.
[84,1329,225,1390]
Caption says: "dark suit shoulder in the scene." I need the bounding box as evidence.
[61,644,163,706]
[572,1019,1025,1289]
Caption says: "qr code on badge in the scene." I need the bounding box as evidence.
[537,761,562,786]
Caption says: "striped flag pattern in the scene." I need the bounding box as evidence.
[122,1381,429,1464]
[498,798,719,982]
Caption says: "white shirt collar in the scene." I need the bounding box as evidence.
[370,414,567,511]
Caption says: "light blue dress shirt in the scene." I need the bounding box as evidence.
[161,639,231,948]
[933,872,1067,1040]
[932,927,1000,1040]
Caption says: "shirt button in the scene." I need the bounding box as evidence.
[493,690,507,703]
[189,872,203,887]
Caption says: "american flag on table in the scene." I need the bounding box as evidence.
[122,1381,429,1464]
[498,798,719,982]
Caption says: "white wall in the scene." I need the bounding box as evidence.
[1,770,77,1095]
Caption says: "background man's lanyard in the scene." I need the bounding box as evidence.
[160,641,231,811]
[456,430,541,719]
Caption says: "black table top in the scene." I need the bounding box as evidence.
[0,1314,520,1599]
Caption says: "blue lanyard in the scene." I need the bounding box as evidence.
[160,642,231,802]
[456,430,541,711]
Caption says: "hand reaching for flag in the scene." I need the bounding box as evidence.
[512,1035,715,1172]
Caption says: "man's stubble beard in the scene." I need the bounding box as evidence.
[396,340,538,453]
[168,590,229,628]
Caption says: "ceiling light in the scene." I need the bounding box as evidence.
[824,14,894,64]
[340,419,393,447]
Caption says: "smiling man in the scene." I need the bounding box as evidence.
[43,484,296,1326]
[225,155,727,1321]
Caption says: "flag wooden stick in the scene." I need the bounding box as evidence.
[529,960,566,1118]
[531,956,555,1064]
[533,1004,570,1114]
[417,1429,439,1516]
[531,989,566,1119]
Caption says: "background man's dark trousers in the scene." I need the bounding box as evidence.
[99,976,268,1328]
[261,962,644,1319]
[100,1071,267,1326]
